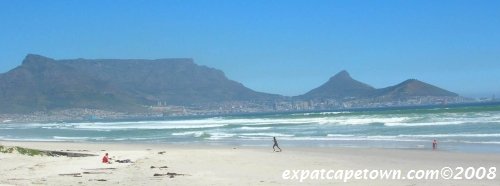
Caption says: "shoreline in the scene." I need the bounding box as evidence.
[2,101,498,124]
[2,139,500,154]
[1,141,500,185]
[3,140,500,156]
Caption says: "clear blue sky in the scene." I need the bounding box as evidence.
[1,0,499,97]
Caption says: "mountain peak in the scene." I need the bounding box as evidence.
[330,70,351,80]
[22,54,55,66]
[398,79,437,88]
[401,79,419,84]
[299,70,375,99]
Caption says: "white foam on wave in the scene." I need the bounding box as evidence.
[233,118,318,125]
[75,123,227,130]
[201,116,404,126]
[53,136,91,140]
[170,131,237,139]
[312,116,411,125]
[41,125,78,130]
[238,136,278,140]
[171,131,206,137]
[7,110,500,131]
[239,126,272,130]
[292,111,350,116]
[239,133,294,137]
[326,134,355,137]
[53,136,107,141]
[462,141,500,145]
[76,118,227,125]
[320,111,351,115]
[360,135,427,142]
[385,121,482,126]
[119,137,169,140]
[109,137,169,141]
[26,117,310,130]
[207,132,236,140]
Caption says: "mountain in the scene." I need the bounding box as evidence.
[297,71,458,100]
[375,79,458,100]
[0,54,133,113]
[0,54,281,113]
[0,54,460,114]
[298,70,376,100]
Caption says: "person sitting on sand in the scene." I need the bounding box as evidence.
[273,137,282,152]
[432,139,438,150]
[102,153,111,164]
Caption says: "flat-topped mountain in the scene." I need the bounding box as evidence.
[0,54,281,113]
[297,71,458,100]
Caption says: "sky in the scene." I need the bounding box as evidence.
[1,0,499,98]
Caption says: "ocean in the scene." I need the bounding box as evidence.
[1,102,500,153]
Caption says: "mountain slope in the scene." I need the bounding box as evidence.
[0,54,281,113]
[297,71,458,101]
[59,57,281,105]
[376,79,459,99]
[0,55,141,113]
[298,70,376,100]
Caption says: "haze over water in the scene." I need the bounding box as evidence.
[1,103,500,153]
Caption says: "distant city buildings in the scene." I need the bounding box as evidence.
[0,96,487,124]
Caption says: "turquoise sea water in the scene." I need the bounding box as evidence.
[1,103,500,153]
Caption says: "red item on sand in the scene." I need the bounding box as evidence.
[102,155,109,163]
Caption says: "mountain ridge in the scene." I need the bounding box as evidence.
[0,54,459,114]
[0,54,282,113]
[375,79,459,99]
[296,71,458,100]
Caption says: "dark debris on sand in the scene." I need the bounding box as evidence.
[89,179,107,182]
[46,151,96,157]
[115,159,133,163]
[150,165,168,169]
[153,172,189,178]
[58,173,82,177]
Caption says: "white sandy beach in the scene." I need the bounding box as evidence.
[0,141,499,186]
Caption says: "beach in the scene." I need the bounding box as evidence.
[1,141,499,186]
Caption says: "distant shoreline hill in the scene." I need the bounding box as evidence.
[0,54,282,113]
[296,71,458,101]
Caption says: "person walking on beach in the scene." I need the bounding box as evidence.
[273,137,282,152]
[432,139,438,150]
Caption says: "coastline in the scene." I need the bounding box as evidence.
[2,103,500,155]
[2,101,498,124]
[1,141,499,185]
